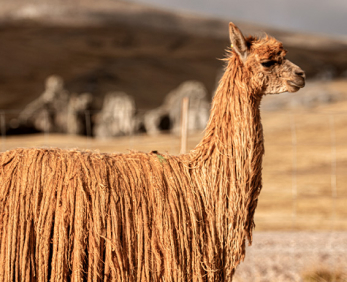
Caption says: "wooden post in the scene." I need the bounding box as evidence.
[0,111,5,152]
[180,97,189,154]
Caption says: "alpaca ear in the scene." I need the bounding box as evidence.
[229,22,248,60]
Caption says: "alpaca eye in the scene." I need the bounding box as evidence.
[261,61,276,68]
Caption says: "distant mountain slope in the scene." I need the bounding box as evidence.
[0,0,346,111]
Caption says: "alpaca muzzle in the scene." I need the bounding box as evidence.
[293,68,306,87]
[286,67,305,92]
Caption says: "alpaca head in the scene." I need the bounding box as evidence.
[229,22,305,95]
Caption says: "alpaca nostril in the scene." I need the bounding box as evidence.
[295,69,305,77]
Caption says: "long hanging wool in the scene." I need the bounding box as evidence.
[0,24,304,281]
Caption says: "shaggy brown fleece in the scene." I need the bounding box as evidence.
[1,144,253,281]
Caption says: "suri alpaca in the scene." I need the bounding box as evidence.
[0,23,305,282]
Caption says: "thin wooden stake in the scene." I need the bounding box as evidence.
[180,97,189,154]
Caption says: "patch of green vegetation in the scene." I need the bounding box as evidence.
[156,154,166,164]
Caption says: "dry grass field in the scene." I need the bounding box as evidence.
[2,81,347,232]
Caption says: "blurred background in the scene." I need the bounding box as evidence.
[0,0,346,281]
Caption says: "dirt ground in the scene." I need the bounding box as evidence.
[234,231,347,282]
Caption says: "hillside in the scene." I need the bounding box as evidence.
[0,0,346,112]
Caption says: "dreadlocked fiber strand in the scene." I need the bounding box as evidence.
[0,23,303,281]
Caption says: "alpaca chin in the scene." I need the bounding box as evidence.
[286,80,305,93]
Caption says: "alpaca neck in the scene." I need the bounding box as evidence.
[192,55,264,163]
[190,54,264,243]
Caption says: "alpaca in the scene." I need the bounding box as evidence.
[94,92,136,138]
[0,23,305,282]
[18,75,69,133]
[144,81,210,135]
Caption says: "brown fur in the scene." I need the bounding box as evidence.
[0,23,305,281]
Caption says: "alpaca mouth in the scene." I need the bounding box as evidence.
[287,80,305,89]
